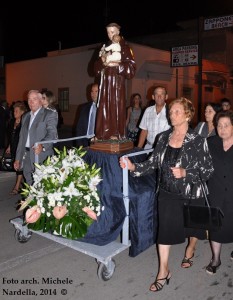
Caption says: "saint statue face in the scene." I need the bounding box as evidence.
[106,26,120,41]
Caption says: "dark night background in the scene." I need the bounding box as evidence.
[1,1,233,63]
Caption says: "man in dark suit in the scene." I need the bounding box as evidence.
[14,90,58,185]
[75,83,98,147]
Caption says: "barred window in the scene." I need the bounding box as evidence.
[58,88,69,112]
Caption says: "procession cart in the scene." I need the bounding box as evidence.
[10,136,153,281]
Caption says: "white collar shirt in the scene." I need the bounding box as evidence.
[87,102,97,136]
[139,104,170,146]
[25,107,42,147]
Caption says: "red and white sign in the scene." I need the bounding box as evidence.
[171,45,198,67]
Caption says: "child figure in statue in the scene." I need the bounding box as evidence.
[102,34,121,65]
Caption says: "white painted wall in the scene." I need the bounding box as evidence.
[6,42,229,126]
[130,43,197,106]
[6,45,98,126]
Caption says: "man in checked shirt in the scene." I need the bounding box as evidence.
[137,86,171,149]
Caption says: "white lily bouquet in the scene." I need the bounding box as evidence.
[18,147,103,239]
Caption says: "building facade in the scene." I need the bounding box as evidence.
[5,41,232,127]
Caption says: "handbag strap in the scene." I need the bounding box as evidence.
[198,122,205,135]
[199,176,210,208]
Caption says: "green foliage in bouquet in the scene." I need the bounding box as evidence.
[19,147,103,240]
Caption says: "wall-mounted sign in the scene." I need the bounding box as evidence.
[204,15,233,30]
[171,45,198,67]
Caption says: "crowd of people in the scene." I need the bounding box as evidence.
[1,89,60,193]
[73,70,233,292]
[120,94,233,292]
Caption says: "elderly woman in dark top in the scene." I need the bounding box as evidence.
[6,101,28,194]
[120,97,214,293]
[205,110,233,274]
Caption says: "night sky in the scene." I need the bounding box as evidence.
[1,1,233,63]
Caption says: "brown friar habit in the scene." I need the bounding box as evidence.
[94,37,136,140]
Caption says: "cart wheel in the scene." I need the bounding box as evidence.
[14,229,32,243]
[97,259,116,281]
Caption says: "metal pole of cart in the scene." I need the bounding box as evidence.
[34,135,95,164]
[121,148,153,245]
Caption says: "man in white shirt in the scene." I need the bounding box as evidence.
[137,86,170,149]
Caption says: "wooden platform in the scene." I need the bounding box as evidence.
[89,140,134,153]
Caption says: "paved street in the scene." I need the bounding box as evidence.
[0,132,232,300]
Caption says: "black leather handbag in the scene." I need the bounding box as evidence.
[183,180,224,231]
[0,151,14,172]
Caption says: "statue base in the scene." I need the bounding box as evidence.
[89,140,134,153]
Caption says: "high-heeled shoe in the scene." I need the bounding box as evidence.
[181,253,194,268]
[149,272,172,292]
[206,261,221,275]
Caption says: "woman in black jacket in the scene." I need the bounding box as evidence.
[120,97,214,293]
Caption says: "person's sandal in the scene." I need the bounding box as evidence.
[10,189,19,195]
[149,272,172,292]
[206,261,221,275]
[181,254,194,268]
[231,251,233,261]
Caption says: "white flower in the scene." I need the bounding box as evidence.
[62,160,72,169]
[63,182,81,198]
[73,157,85,168]
[48,197,56,207]
[44,166,56,174]
[58,168,69,184]
[54,192,64,201]
[37,199,44,207]
[89,175,102,191]
[84,195,91,201]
